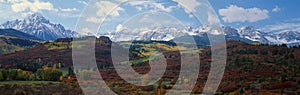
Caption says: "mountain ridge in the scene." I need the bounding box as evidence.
[0,29,42,41]
[0,29,41,54]
[0,13,77,40]
[102,25,300,46]
[0,13,299,46]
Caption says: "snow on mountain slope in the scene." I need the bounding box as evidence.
[102,26,191,41]
[102,25,300,46]
[0,13,77,40]
[265,31,300,45]
[1,13,299,46]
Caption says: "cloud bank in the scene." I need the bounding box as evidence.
[219,5,269,23]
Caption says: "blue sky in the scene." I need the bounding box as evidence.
[0,0,299,34]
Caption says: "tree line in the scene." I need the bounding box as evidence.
[0,66,62,81]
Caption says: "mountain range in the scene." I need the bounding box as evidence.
[102,26,300,46]
[0,13,77,40]
[0,13,300,46]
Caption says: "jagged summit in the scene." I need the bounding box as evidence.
[26,13,49,23]
[0,13,77,40]
[102,25,300,46]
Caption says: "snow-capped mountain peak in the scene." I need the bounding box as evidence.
[237,26,265,41]
[1,13,300,46]
[0,13,77,40]
[102,25,300,46]
[26,13,48,23]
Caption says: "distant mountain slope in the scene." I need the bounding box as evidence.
[102,26,300,46]
[171,34,253,45]
[0,13,77,40]
[0,29,42,41]
[0,37,40,54]
[0,29,41,54]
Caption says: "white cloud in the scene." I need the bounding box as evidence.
[0,0,81,19]
[0,3,20,21]
[85,1,124,23]
[85,1,177,24]
[96,1,124,17]
[126,1,176,13]
[219,5,269,23]
[81,27,91,33]
[127,1,149,6]
[152,3,176,12]
[125,13,183,29]
[84,1,179,24]
[77,0,88,5]
[188,14,193,18]
[116,24,126,32]
[172,0,201,13]
[0,0,4,2]
[60,8,78,12]
[207,11,219,24]
[10,0,57,13]
[21,11,33,17]
[292,18,300,21]
[86,17,102,23]
[272,5,280,12]
[54,12,80,18]
[78,27,94,36]
[260,23,300,33]
[6,0,23,3]
[136,6,142,11]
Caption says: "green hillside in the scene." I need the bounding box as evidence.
[0,29,41,54]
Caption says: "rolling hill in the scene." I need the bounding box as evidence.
[0,37,300,94]
[0,29,42,41]
[0,36,113,71]
[0,29,41,54]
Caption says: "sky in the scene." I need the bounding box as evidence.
[0,0,299,34]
